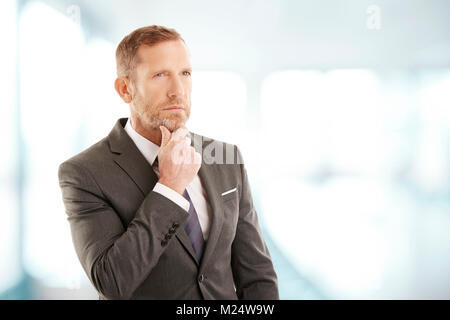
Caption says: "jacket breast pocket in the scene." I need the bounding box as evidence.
[221,187,239,219]
[221,187,238,202]
[220,187,239,243]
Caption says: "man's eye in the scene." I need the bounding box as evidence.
[155,73,164,77]
[183,71,191,76]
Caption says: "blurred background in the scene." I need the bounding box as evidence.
[1,0,449,299]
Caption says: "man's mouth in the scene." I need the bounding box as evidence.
[163,105,184,111]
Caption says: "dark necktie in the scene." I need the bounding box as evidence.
[182,189,205,262]
[153,156,205,262]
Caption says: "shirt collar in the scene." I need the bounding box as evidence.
[124,119,159,166]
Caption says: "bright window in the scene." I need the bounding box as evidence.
[260,69,450,299]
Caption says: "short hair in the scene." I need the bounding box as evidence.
[115,25,184,79]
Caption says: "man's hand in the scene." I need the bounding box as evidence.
[157,125,202,195]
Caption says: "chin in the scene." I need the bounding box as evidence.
[170,122,187,132]
[146,113,188,132]
[162,119,186,132]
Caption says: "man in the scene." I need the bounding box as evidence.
[58,25,279,300]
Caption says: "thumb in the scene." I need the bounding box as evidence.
[160,125,171,147]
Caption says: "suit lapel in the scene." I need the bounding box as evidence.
[192,133,225,272]
[174,227,198,264]
[108,118,158,197]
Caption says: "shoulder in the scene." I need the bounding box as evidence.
[58,136,111,180]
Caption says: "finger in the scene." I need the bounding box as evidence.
[171,127,189,141]
[186,147,201,165]
[194,150,202,165]
[160,126,172,147]
[185,136,191,147]
[171,135,190,149]
[186,146,195,164]
[171,138,188,164]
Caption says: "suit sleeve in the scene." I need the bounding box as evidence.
[231,147,280,299]
[58,160,188,300]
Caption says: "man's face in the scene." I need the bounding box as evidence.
[130,40,192,132]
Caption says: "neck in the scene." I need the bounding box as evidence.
[129,114,162,146]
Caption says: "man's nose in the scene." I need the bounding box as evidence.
[167,76,185,99]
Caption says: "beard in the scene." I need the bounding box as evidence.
[133,92,191,132]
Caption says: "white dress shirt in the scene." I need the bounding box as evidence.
[124,120,212,240]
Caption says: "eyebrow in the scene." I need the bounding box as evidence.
[151,67,192,74]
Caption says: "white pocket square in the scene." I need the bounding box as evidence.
[221,187,237,196]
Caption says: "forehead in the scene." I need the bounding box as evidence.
[135,40,191,70]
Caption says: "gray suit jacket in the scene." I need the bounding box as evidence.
[58,118,279,300]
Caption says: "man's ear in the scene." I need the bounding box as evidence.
[114,77,134,104]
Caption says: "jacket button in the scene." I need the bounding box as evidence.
[198,274,204,283]
[165,233,172,240]
[169,227,176,234]
[161,239,168,246]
